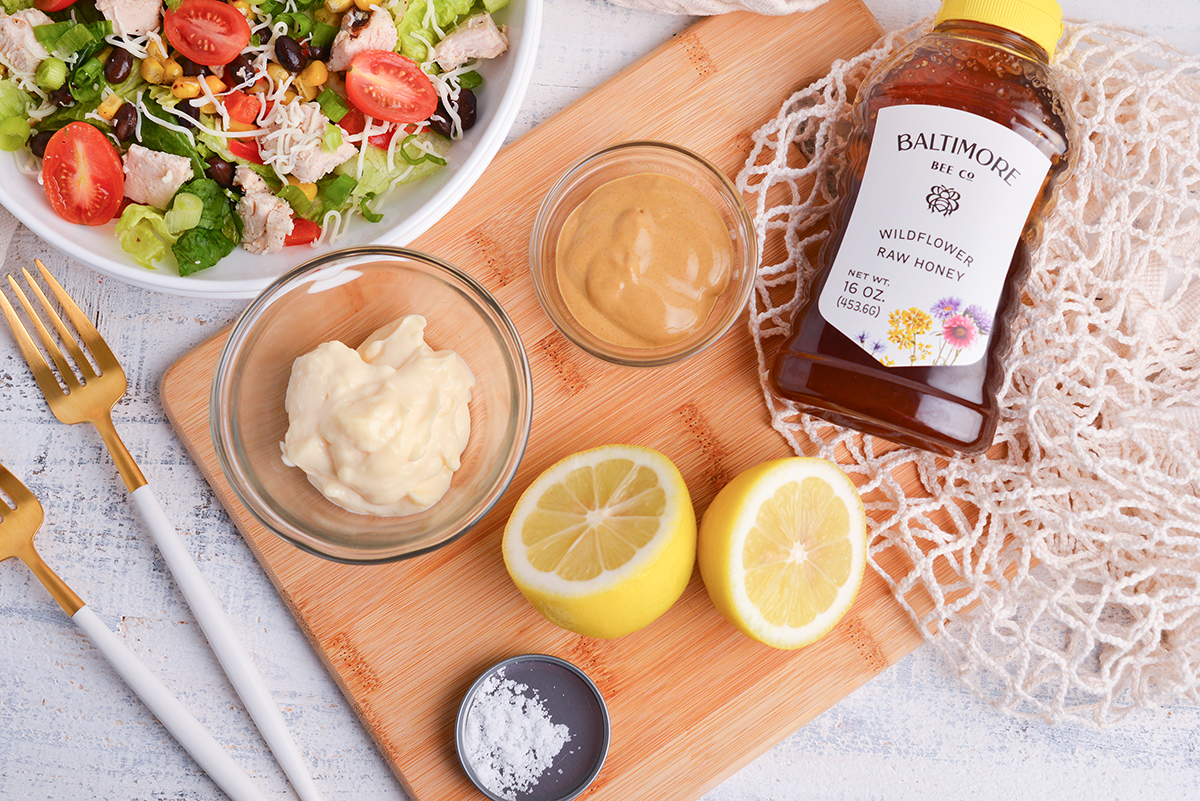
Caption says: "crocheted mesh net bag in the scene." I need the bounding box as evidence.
[737,20,1200,726]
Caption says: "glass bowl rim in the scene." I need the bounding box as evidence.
[529,140,759,368]
[210,244,534,564]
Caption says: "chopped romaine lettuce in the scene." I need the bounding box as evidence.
[397,0,475,62]
[115,205,179,270]
[136,98,210,177]
[337,133,449,199]
[173,228,238,276]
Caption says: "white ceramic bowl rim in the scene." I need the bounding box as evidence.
[0,0,543,299]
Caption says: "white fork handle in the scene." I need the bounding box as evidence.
[71,605,268,801]
[132,485,323,801]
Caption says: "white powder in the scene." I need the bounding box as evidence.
[464,669,572,800]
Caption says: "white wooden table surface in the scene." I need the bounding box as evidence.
[2,1,1199,800]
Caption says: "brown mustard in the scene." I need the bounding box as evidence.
[769,0,1073,456]
[555,173,732,349]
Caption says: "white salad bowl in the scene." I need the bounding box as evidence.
[0,0,542,299]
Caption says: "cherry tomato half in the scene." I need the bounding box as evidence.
[228,136,264,164]
[42,122,125,227]
[336,108,402,149]
[344,51,438,125]
[285,218,321,247]
[34,0,78,11]
[164,0,252,67]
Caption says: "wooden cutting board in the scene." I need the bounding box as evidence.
[161,3,922,799]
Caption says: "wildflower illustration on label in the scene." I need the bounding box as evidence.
[817,104,1052,368]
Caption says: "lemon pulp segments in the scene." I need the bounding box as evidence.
[523,459,666,580]
[503,445,696,639]
[698,457,866,649]
[744,477,854,628]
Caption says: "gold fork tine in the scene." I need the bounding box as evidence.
[0,464,41,516]
[0,283,73,402]
[32,259,115,377]
[22,263,101,383]
[6,276,83,393]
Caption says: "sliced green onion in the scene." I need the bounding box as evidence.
[316,88,348,123]
[320,124,342,152]
[457,70,482,90]
[310,21,338,50]
[398,134,447,167]
[53,25,96,58]
[0,117,31,152]
[282,12,313,39]
[278,184,311,216]
[359,194,383,223]
[70,57,105,104]
[317,172,357,208]
[0,82,28,119]
[165,192,204,234]
[482,0,509,12]
[35,58,67,92]
[33,22,71,50]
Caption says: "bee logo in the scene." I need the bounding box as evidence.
[926,185,961,216]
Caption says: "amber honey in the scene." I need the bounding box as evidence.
[769,2,1072,456]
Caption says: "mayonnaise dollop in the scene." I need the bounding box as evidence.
[282,315,476,516]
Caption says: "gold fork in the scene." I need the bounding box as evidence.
[0,261,322,801]
[0,463,266,801]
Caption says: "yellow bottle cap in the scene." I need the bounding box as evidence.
[935,0,1064,58]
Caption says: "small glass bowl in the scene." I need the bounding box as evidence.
[210,246,533,564]
[530,141,758,368]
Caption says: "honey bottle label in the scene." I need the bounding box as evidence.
[817,104,1052,368]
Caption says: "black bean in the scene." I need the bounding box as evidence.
[113,102,137,142]
[28,130,54,158]
[179,56,207,76]
[428,87,477,138]
[104,48,134,84]
[176,99,200,128]
[275,35,307,73]
[228,53,255,85]
[49,87,74,107]
[306,43,328,62]
[205,156,235,189]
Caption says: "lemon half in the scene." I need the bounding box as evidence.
[502,445,696,639]
[698,458,867,649]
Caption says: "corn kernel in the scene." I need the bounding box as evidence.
[313,7,341,25]
[229,0,254,18]
[140,57,165,84]
[227,119,258,132]
[98,46,114,64]
[353,0,374,9]
[282,88,298,104]
[172,76,203,99]
[97,93,124,121]
[288,176,318,201]
[247,78,270,94]
[162,58,183,83]
[199,102,217,115]
[296,81,318,102]
[0,64,7,78]
[204,75,227,94]
[324,0,353,13]
[298,60,328,88]
[148,40,168,62]
[266,63,291,87]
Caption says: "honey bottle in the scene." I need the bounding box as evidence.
[768,0,1073,456]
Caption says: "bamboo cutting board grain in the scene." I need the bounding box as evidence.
[160,3,921,799]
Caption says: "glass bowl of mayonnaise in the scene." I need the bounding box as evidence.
[531,141,758,367]
[211,247,533,563]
